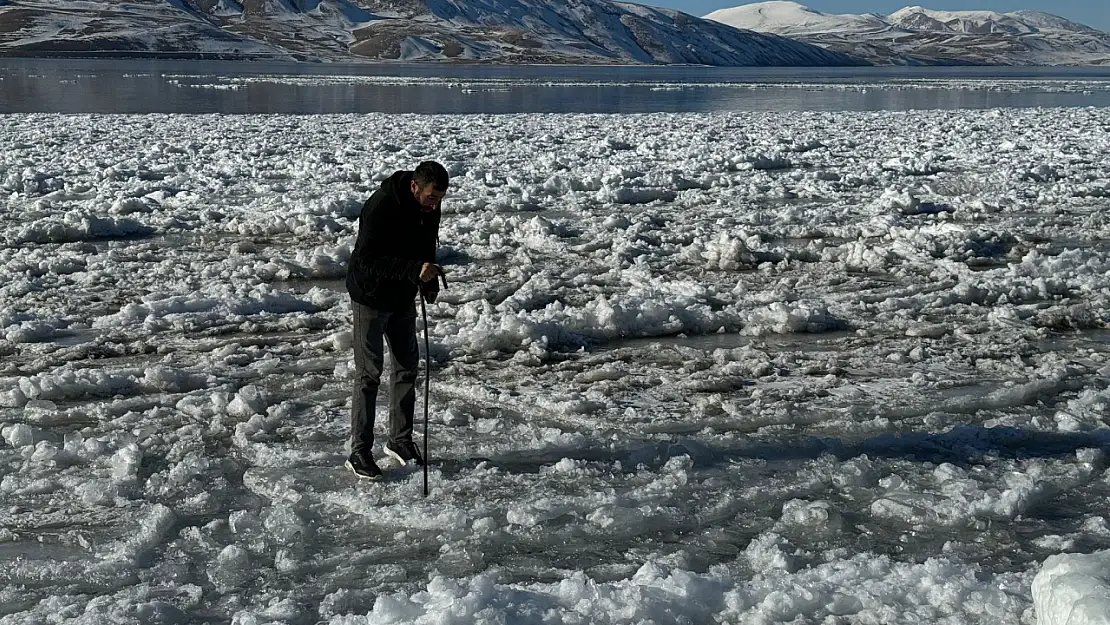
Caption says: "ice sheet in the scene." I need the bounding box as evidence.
[3,107,1110,623]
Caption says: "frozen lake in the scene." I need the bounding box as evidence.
[3,64,1110,624]
[3,59,1110,113]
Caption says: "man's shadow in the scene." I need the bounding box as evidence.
[439,425,1110,476]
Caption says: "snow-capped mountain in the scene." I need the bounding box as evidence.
[706,1,1110,66]
[705,1,893,37]
[887,6,1099,35]
[0,0,864,66]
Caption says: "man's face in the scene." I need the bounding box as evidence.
[411,181,446,211]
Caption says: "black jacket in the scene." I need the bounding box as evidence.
[346,171,441,311]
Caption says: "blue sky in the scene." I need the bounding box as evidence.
[642,1,1110,31]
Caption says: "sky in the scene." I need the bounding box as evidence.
[642,1,1110,31]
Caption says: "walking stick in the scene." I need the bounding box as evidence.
[420,270,447,498]
[419,297,428,499]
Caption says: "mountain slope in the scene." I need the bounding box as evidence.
[1007,10,1101,34]
[0,0,285,58]
[0,0,866,65]
[706,1,1110,66]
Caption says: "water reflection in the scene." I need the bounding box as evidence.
[3,58,1110,113]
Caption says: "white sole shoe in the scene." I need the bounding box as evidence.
[384,445,408,466]
[345,459,382,481]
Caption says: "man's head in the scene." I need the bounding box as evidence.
[410,161,449,211]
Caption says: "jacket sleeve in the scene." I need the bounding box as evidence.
[366,254,422,283]
[420,207,443,295]
[359,194,423,283]
[424,206,442,262]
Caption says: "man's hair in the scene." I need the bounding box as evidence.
[413,161,449,191]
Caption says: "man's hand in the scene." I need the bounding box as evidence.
[419,263,443,283]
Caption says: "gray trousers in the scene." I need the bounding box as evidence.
[350,301,419,455]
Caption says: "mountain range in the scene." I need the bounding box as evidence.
[706,2,1110,66]
[0,0,860,65]
[2,0,1107,66]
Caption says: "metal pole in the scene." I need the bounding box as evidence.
[420,271,446,499]
[420,295,430,498]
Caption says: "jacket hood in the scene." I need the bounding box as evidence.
[383,171,416,208]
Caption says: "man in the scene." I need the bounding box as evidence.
[344,161,447,480]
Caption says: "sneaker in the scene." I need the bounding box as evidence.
[384,439,424,466]
[345,452,383,480]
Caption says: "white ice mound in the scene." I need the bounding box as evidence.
[702,231,756,270]
[228,384,269,418]
[356,554,1027,624]
[742,300,841,335]
[1033,550,1110,625]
